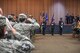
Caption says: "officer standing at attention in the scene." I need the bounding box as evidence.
[42,17,46,35]
[50,19,55,35]
[59,18,64,35]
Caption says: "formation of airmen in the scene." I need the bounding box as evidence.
[0,8,40,53]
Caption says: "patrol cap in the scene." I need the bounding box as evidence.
[8,15,13,19]
[29,15,33,17]
[18,13,28,19]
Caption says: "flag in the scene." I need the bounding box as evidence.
[51,15,54,23]
[40,12,48,24]
[42,12,45,17]
[45,13,48,22]
[40,12,45,25]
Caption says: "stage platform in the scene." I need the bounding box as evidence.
[36,24,72,34]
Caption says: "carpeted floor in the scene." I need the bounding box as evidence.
[31,34,80,53]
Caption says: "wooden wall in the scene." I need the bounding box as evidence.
[0,0,80,24]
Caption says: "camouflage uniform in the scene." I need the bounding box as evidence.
[0,15,35,53]
[13,13,40,39]
[13,23,32,39]
[6,15,17,39]
[0,31,35,53]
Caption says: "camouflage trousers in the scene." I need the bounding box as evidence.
[0,32,35,53]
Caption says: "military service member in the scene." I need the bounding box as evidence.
[59,18,64,35]
[13,13,40,39]
[41,17,46,35]
[50,19,55,35]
